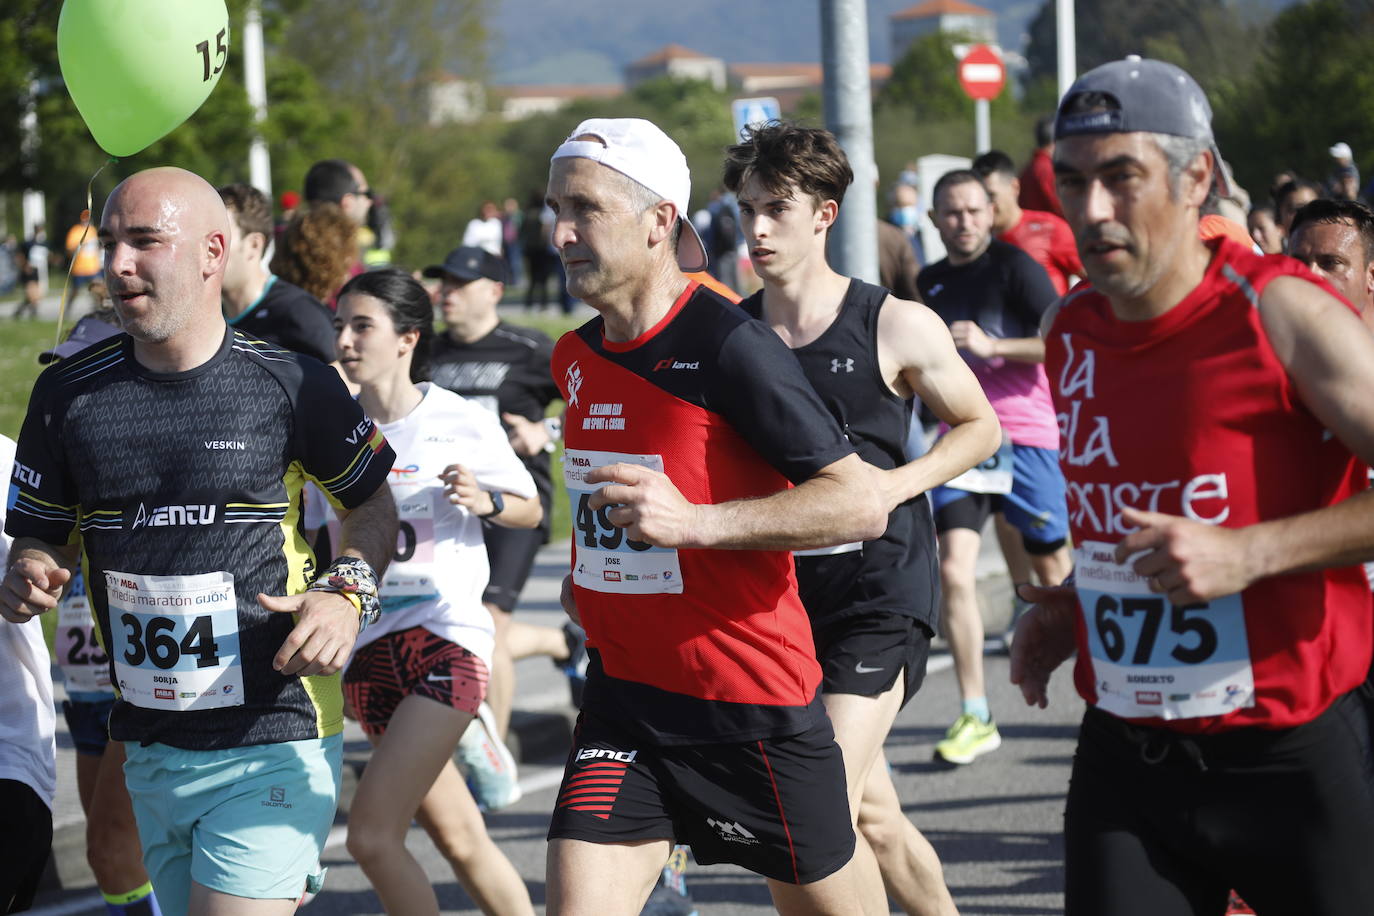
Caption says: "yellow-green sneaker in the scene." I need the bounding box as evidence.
[934,713,1002,764]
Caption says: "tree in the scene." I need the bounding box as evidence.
[1023,0,1261,97]
[1214,0,1374,196]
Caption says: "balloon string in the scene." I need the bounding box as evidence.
[53,156,118,354]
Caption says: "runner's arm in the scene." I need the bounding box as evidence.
[0,538,78,623]
[949,320,1046,364]
[877,296,1000,506]
[1116,276,1374,603]
[440,463,542,529]
[587,451,886,551]
[331,480,399,575]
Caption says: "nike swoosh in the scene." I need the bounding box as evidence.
[854,662,885,674]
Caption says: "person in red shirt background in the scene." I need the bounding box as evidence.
[1016,116,1062,219]
[974,151,1083,296]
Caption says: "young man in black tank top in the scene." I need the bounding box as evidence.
[725,122,1000,916]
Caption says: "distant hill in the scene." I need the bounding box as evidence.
[490,0,1047,86]
[488,0,1295,87]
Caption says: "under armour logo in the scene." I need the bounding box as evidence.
[831,358,854,373]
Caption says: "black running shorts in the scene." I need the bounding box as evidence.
[481,522,544,612]
[812,613,932,707]
[547,711,856,885]
[1064,690,1374,915]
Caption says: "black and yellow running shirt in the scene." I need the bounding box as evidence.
[5,328,394,750]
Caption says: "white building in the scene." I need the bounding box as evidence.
[890,0,997,61]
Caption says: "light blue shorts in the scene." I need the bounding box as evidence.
[123,733,342,911]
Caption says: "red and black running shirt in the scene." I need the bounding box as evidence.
[553,281,854,745]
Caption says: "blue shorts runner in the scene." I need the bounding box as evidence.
[123,734,342,912]
[931,443,1069,551]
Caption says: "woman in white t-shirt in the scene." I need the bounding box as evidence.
[331,268,541,915]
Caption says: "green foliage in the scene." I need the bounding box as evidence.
[1023,0,1261,96]
[1214,0,1374,196]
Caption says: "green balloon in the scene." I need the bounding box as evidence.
[58,0,230,157]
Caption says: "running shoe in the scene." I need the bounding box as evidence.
[641,845,698,916]
[934,713,1002,765]
[1225,890,1256,914]
[561,621,589,709]
[455,701,522,811]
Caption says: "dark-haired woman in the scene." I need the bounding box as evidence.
[330,268,539,914]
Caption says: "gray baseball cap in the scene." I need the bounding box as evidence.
[1054,55,1231,196]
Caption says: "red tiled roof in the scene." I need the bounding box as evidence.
[631,43,713,66]
[892,0,993,20]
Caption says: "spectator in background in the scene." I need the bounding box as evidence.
[304,158,373,227]
[1275,177,1323,235]
[1249,205,1285,254]
[1017,115,1062,218]
[304,158,374,277]
[274,189,300,251]
[706,187,740,291]
[362,192,394,268]
[462,200,504,256]
[891,180,926,266]
[973,150,1083,296]
[271,202,358,306]
[501,196,522,285]
[878,217,922,301]
[65,209,102,294]
[14,225,48,320]
[219,182,337,362]
[519,191,555,312]
[1328,142,1361,199]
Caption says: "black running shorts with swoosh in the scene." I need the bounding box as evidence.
[548,710,855,885]
[812,611,933,707]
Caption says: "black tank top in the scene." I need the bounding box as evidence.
[742,279,939,629]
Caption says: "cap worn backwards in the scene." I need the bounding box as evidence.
[1054,55,1232,197]
[550,117,708,272]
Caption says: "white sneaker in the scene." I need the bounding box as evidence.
[455,702,522,811]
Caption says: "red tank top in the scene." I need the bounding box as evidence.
[1047,237,1371,733]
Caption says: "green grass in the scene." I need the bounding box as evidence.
[0,320,60,440]
[499,309,585,542]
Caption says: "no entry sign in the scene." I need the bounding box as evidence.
[959,44,1006,101]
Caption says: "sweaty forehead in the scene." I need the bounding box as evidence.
[1290,220,1361,258]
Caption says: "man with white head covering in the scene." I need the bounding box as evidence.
[544,118,889,914]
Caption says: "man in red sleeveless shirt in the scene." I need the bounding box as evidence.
[1010,57,1374,914]
[972,149,1083,297]
[543,118,888,914]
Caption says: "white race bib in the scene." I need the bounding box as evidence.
[1074,542,1255,720]
[944,429,1014,494]
[106,570,245,711]
[564,449,684,595]
[381,488,441,606]
[56,580,111,693]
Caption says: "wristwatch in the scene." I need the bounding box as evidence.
[479,490,505,518]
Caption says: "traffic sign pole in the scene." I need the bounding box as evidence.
[957,44,1005,155]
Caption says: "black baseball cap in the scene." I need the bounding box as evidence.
[38,314,122,364]
[1054,55,1232,197]
[422,246,508,284]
